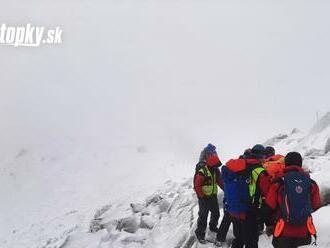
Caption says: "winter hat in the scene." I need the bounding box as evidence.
[251,144,266,159]
[265,146,275,158]
[243,148,252,158]
[205,143,216,154]
[203,144,221,167]
[285,152,302,167]
[198,144,214,162]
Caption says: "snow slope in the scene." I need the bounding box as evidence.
[265,112,330,205]
[2,118,330,248]
[265,112,330,156]
[58,180,330,248]
[2,115,330,248]
[40,113,330,248]
[0,146,193,248]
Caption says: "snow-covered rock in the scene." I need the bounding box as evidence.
[263,129,305,155]
[140,216,155,229]
[296,112,330,154]
[116,217,139,234]
[130,203,146,214]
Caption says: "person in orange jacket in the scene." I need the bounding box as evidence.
[265,152,321,248]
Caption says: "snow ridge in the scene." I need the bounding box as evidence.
[309,112,330,135]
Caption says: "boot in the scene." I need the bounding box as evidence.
[195,230,206,244]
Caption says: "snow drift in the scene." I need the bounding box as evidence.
[41,113,330,248]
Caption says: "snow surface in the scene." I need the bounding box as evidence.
[3,114,330,248]
[60,114,330,248]
[0,146,193,247]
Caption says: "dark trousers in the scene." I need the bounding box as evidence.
[231,211,259,248]
[217,209,232,242]
[272,236,311,248]
[196,195,220,238]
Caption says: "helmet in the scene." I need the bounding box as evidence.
[251,144,266,159]
[265,146,275,158]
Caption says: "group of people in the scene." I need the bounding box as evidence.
[193,144,321,248]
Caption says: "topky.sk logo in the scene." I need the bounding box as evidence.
[0,24,63,47]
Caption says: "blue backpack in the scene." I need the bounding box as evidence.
[280,171,312,225]
[221,166,256,215]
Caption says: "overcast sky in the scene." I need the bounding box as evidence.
[1,0,330,160]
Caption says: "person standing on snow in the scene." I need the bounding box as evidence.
[221,144,271,248]
[215,148,253,246]
[265,152,321,248]
[194,144,223,243]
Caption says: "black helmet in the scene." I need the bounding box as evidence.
[285,152,302,167]
[265,146,275,158]
[251,144,266,159]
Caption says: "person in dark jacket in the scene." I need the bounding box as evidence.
[265,152,321,248]
[194,144,223,243]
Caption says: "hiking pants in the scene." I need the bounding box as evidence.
[231,211,259,248]
[272,236,311,248]
[217,209,231,242]
[196,195,220,237]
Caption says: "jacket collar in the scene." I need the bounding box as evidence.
[245,158,261,165]
[283,165,304,173]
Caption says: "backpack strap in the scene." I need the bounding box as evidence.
[312,235,317,246]
[193,162,207,191]
[200,166,214,185]
[307,216,317,245]
[195,161,206,173]
[194,163,211,185]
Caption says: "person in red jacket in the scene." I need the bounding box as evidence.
[226,144,271,248]
[265,152,321,248]
[194,144,223,243]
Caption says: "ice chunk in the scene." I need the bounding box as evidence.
[130,203,145,213]
[140,216,155,229]
[146,194,163,206]
[116,217,139,233]
[158,199,170,213]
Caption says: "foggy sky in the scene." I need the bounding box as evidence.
[1,0,330,160]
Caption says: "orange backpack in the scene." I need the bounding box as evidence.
[263,155,285,179]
